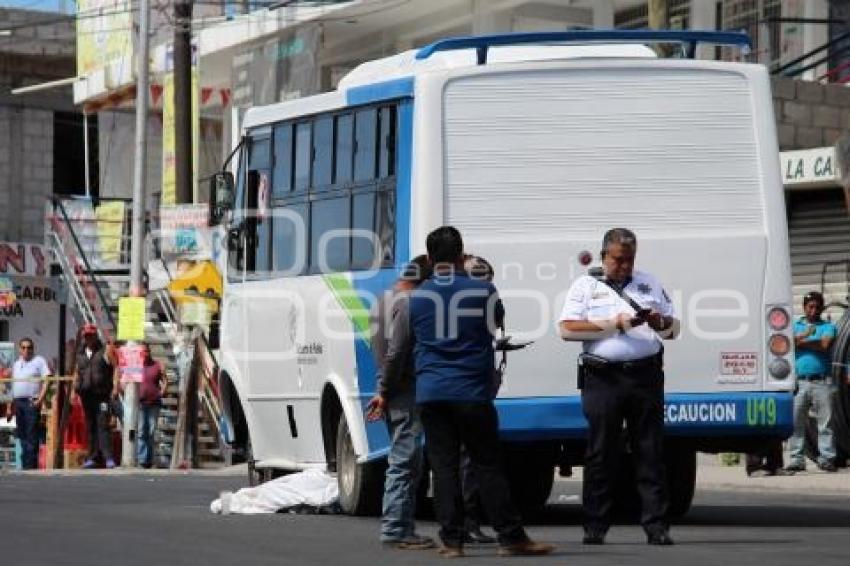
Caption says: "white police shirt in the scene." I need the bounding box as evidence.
[559,270,675,362]
[11,356,50,399]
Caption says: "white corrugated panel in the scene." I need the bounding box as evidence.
[443,67,765,240]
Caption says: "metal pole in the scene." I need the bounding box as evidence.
[83,112,90,198]
[124,0,151,468]
[174,0,193,204]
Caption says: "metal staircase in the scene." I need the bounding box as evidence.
[44,196,227,469]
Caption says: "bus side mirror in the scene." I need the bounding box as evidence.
[210,172,235,226]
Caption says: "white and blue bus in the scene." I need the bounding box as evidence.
[211,30,795,516]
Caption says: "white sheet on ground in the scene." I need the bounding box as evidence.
[210,468,339,515]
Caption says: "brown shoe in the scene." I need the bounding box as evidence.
[498,540,555,557]
[438,545,464,558]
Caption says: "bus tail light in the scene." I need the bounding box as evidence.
[768,358,791,379]
[768,307,790,330]
[768,334,791,356]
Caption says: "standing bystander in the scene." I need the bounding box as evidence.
[134,343,166,469]
[785,291,839,473]
[5,338,51,469]
[366,255,434,550]
[410,226,554,558]
[74,324,117,469]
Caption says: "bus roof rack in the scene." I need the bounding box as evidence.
[415,30,752,64]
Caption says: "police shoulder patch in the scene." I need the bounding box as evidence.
[637,283,651,294]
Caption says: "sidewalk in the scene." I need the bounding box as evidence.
[694,453,849,496]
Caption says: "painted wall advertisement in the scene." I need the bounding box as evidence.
[76,0,133,75]
[231,24,320,108]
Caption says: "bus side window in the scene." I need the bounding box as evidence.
[378,106,396,178]
[245,136,272,274]
[354,108,377,183]
[334,113,353,185]
[272,123,293,197]
[310,196,350,273]
[294,122,312,193]
[273,203,308,275]
[228,148,247,272]
[313,116,333,189]
[376,187,395,265]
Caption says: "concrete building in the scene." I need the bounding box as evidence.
[0,8,82,362]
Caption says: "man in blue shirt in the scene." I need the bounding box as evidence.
[409,226,553,558]
[786,291,838,473]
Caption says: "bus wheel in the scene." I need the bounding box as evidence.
[335,417,385,516]
[665,446,696,518]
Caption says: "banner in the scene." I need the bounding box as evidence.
[117,343,145,384]
[95,201,125,265]
[76,0,133,76]
[159,205,212,257]
[162,70,200,205]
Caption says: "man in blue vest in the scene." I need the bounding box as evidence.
[409,226,554,558]
[785,291,838,473]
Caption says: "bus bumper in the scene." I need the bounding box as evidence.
[494,391,794,441]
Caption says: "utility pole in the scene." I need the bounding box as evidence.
[125,0,151,467]
[648,0,669,57]
[174,0,194,204]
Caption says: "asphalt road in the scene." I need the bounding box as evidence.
[2,473,848,566]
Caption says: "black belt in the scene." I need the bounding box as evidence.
[798,374,828,382]
[581,353,661,373]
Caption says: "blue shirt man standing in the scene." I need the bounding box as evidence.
[786,291,838,473]
[409,225,553,558]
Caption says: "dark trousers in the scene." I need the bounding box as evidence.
[581,365,668,534]
[419,401,527,548]
[81,394,112,461]
[14,398,40,470]
[460,448,485,531]
[746,440,784,474]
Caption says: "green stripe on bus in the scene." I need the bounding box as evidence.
[322,273,371,340]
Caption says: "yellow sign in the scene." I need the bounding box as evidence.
[76,0,133,76]
[95,201,125,264]
[162,70,200,206]
[117,297,146,341]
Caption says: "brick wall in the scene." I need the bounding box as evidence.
[0,107,55,243]
[772,77,850,151]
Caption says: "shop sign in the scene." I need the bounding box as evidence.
[781,147,841,188]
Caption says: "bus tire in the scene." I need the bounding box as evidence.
[335,417,385,516]
[665,446,696,518]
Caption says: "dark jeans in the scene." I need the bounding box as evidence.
[81,394,112,461]
[746,440,784,474]
[582,364,668,535]
[14,398,40,470]
[419,401,527,548]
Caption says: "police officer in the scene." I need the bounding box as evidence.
[558,228,678,546]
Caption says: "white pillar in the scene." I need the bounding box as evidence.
[802,0,829,80]
[690,0,716,60]
[592,0,614,29]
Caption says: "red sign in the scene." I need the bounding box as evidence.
[118,344,145,383]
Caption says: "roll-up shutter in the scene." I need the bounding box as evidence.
[789,189,850,317]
